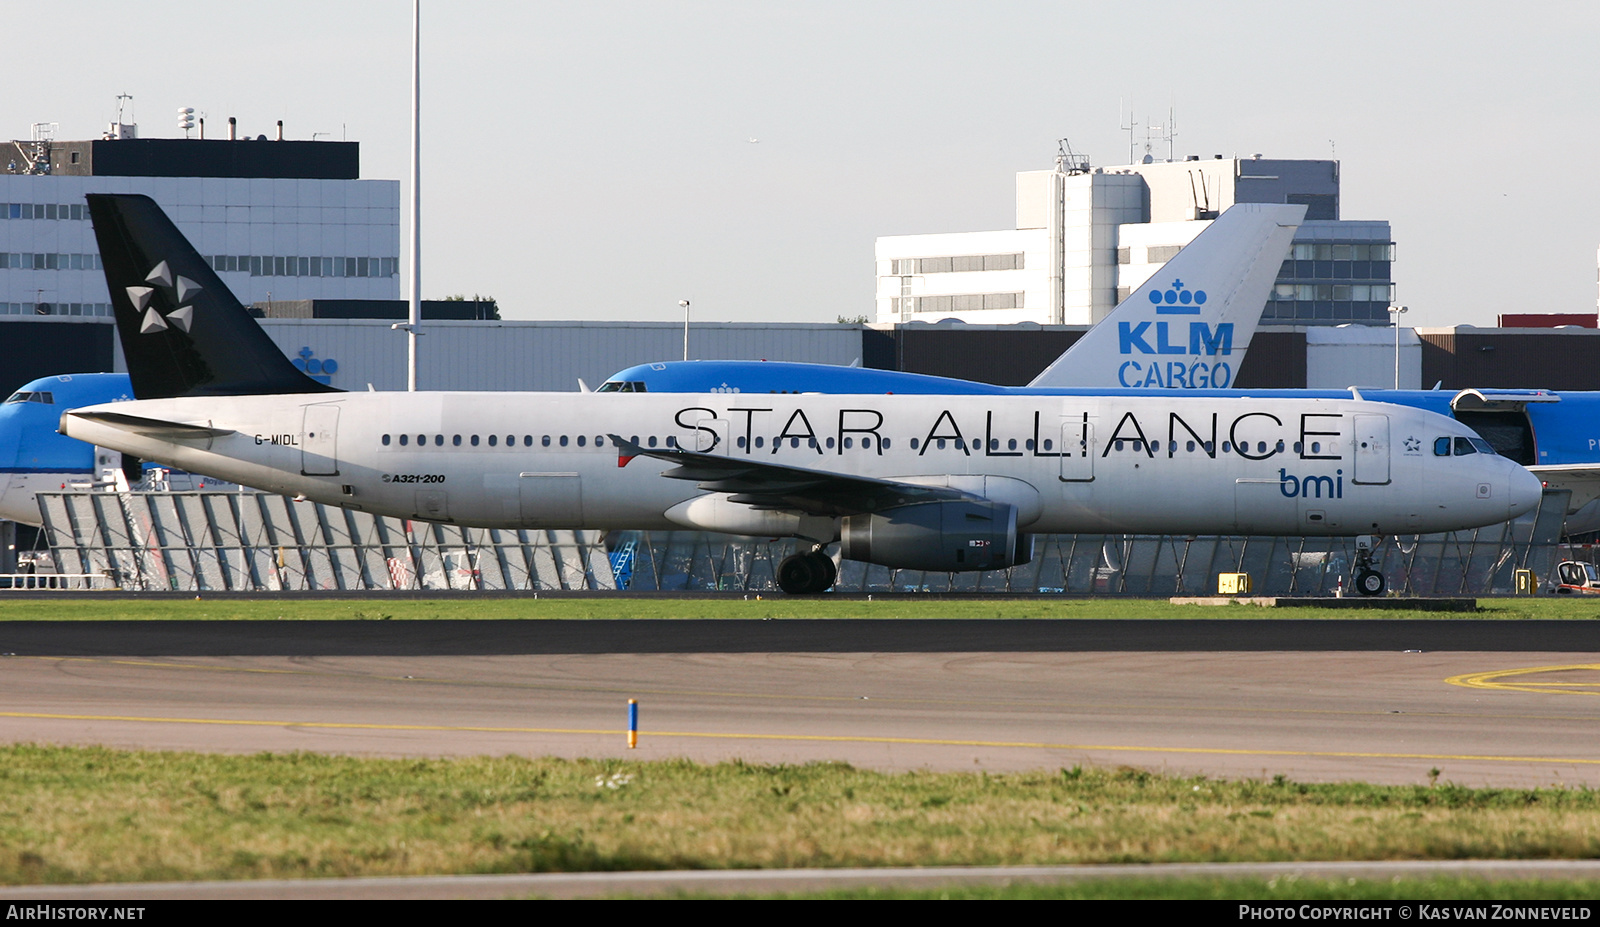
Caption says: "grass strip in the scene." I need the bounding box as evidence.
[0,597,1597,622]
[3,746,1600,885]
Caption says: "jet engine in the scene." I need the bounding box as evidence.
[841,500,1032,572]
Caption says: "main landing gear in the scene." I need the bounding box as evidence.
[777,548,837,595]
[1352,534,1386,597]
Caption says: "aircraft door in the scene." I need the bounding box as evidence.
[1352,414,1390,485]
[1058,411,1094,482]
[301,404,339,476]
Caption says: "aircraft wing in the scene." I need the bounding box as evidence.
[1528,463,1600,512]
[609,435,974,517]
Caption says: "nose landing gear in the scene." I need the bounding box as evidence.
[1352,534,1386,597]
[777,547,837,595]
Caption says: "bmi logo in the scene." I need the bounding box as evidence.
[1148,278,1207,315]
[292,346,339,385]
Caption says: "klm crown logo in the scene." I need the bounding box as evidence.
[1147,278,1207,315]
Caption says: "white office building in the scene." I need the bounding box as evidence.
[876,155,1393,328]
[1,131,398,320]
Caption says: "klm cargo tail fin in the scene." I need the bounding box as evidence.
[1028,202,1306,389]
[86,194,338,399]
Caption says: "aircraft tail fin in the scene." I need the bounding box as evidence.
[86,194,338,399]
[1028,202,1306,389]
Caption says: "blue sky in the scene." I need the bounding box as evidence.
[6,1,1597,328]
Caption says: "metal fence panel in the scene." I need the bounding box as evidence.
[25,490,1575,597]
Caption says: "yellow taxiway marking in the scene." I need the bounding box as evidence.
[1447,664,1600,697]
[0,710,1595,766]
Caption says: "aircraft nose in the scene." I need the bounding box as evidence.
[1506,464,1544,519]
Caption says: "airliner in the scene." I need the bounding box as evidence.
[0,373,238,525]
[56,194,1540,594]
[0,374,133,524]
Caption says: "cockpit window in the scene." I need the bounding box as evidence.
[1439,436,1501,457]
[596,381,647,393]
[3,391,52,404]
[1437,436,1501,457]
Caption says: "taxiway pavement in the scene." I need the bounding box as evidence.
[0,619,1595,786]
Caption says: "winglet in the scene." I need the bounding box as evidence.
[609,433,641,467]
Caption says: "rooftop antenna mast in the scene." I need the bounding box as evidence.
[105,94,137,140]
[1144,105,1176,163]
[1118,100,1138,165]
[1166,104,1177,163]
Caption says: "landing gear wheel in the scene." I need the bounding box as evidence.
[777,551,836,595]
[816,553,838,590]
[1355,568,1386,597]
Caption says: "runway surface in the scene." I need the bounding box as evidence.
[0,619,1597,786]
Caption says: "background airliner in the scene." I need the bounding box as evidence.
[57,194,1541,595]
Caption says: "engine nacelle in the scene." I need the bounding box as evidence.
[841,500,1033,572]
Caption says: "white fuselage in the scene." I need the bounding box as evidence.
[63,392,1542,539]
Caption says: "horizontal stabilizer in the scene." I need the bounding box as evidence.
[65,410,234,440]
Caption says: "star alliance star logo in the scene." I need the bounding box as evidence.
[1404,436,1422,453]
[127,260,203,335]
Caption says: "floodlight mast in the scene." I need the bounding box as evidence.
[1389,304,1409,389]
[407,0,422,391]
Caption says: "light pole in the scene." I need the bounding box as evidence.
[680,299,690,361]
[406,0,421,390]
[1388,304,1409,389]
